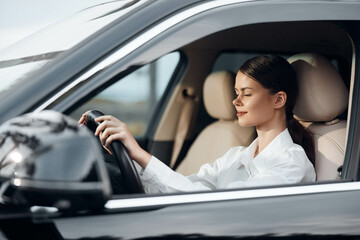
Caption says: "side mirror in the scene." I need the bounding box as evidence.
[0,111,112,211]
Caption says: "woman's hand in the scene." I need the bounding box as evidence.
[78,111,89,125]
[78,112,151,168]
[94,115,151,169]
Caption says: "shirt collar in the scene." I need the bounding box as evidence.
[257,128,293,159]
[239,128,294,172]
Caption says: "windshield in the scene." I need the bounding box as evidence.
[0,0,143,97]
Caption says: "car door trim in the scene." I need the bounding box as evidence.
[105,181,360,210]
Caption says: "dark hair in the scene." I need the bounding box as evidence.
[239,55,315,166]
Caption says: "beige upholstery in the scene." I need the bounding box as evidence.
[288,53,349,181]
[176,71,255,176]
[203,71,237,120]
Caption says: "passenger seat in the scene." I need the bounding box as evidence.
[288,53,349,181]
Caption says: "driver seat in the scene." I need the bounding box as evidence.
[288,53,349,181]
[175,71,256,176]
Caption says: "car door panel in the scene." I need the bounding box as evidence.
[52,183,360,239]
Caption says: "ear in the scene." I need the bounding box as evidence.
[274,91,287,109]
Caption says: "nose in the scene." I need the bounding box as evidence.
[233,95,243,106]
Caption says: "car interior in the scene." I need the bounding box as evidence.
[70,21,354,192]
[150,21,351,178]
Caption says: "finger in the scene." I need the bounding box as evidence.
[104,132,125,148]
[95,120,114,136]
[99,127,120,145]
[78,114,85,124]
[95,119,123,136]
[95,115,117,122]
[95,121,110,136]
[78,111,89,124]
[102,145,113,155]
[99,131,108,146]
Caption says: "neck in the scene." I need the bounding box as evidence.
[255,113,287,155]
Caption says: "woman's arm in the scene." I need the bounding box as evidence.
[79,113,225,193]
[79,113,151,168]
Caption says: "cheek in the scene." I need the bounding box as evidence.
[246,96,273,114]
[244,97,263,109]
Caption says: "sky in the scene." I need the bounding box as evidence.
[0,0,110,52]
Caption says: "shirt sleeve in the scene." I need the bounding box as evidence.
[139,148,236,194]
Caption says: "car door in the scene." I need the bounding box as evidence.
[2,1,360,239]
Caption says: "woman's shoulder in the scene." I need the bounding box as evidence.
[285,143,313,167]
[288,142,307,154]
[280,143,316,182]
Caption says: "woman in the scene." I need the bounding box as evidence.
[79,55,316,193]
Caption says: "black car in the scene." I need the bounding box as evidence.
[0,0,360,239]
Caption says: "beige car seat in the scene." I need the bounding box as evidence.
[176,71,256,176]
[288,53,349,181]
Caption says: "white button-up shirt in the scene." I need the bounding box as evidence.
[139,128,316,193]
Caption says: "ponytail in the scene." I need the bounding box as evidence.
[287,116,315,167]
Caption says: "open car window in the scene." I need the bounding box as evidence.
[69,52,180,137]
[67,24,353,198]
[33,1,357,199]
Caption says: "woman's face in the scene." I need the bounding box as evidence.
[233,71,280,130]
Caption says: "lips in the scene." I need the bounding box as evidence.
[237,111,247,117]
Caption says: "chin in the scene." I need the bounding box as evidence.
[236,119,253,128]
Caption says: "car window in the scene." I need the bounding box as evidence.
[70,52,180,136]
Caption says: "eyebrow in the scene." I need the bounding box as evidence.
[235,87,253,91]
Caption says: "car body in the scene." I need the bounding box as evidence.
[1,0,360,239]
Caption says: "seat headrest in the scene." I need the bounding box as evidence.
[288,53,348,122]
[203,71,236,120]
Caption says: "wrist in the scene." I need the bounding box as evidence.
[132,148,152,169]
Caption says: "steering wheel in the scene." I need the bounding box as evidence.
[85,110,144,194]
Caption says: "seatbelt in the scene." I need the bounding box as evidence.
[170,88,197,169]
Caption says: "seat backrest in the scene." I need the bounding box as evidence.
[176,71,255,176]
[288,53,349,181]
